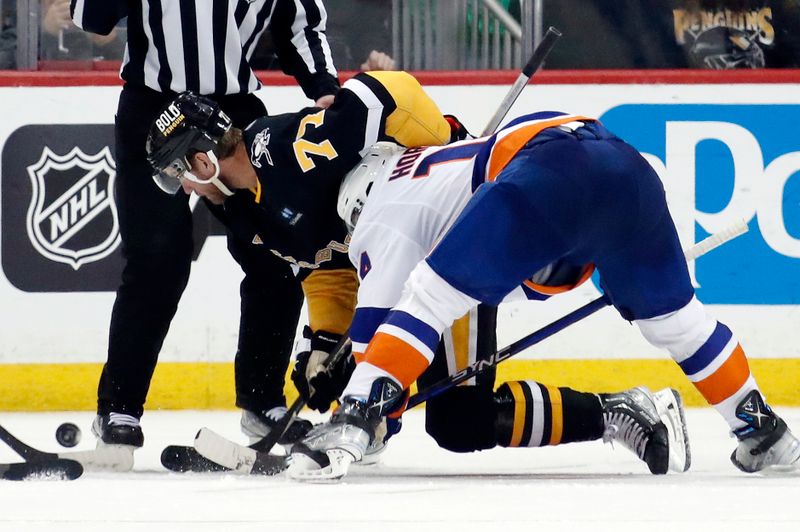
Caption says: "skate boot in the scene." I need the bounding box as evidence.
[240,406,313,447]
[289,377,405,481]
[289,396,375,480]
[731,390,800,474]
[600,387,690,474]
[92,413,144,448]
[357,416,403,466]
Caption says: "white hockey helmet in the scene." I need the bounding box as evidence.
[338,142,404,233]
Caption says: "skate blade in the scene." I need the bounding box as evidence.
[287,449,354,482]
[755,450,800,476]
[654,388,691,473]
[759,463,800,476]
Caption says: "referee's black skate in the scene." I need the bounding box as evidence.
[240,406,313,446]
[730,390,800,473]
[600,387,690,474]
[92,413,144,448]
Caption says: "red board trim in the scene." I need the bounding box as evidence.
[1,66,799,87]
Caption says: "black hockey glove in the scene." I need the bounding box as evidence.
[444,114,472,143]
[291,327,355,413]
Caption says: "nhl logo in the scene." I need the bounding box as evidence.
[25,146,121,270]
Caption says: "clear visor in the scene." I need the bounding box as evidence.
[152,156,190,194]
[152,152,221,194]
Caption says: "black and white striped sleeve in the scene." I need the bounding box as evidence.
[70,0,128,36]
[270,0,339,101]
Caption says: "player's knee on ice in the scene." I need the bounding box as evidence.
[425,386,497,452]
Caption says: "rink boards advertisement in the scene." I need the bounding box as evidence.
[0,72,798,409]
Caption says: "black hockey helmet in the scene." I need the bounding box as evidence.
[146,92,232,194]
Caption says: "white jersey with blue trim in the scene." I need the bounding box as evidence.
[347,141,481,354]
[346,112,596,356]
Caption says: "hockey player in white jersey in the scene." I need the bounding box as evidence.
[289,112,800,480]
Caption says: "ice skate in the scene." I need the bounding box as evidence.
[289,377,405,480]
[600,386,690,474]
[651,388,691,472]
[89,413,140,472]
[355,416,403,466]
[240,406,313,447]
[731,390,800,474]
[288,396,375,481]
[92,413,144,448]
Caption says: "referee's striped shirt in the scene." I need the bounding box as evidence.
[70,0,338,98]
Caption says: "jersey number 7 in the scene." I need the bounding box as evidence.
[293,110,339,172]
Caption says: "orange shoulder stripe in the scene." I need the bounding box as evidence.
[487,115,594,182]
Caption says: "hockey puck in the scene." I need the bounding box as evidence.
[55,422,81,448]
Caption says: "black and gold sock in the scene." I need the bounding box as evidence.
[494,380,604,447]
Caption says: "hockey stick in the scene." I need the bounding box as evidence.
[481,26,561,136]
[406,219,750,409]
[0,422,132,473]
[191,335,353,474]
[0,424,84,480]
[0,423,52,461]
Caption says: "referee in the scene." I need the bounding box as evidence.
[70,0,339,458]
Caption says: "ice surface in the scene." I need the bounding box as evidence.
[1,408,798,532]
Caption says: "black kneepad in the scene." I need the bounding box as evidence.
[425,385,497,453]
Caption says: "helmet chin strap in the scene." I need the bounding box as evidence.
[185,150,235,197]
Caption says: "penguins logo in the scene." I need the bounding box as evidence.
[250,128,274,169]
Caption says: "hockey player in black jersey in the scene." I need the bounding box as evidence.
[147,71,453,349]
[146,72,692,477]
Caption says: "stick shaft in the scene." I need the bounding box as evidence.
[250,335,352,454]
[684,219,748,261]
[480,27,561,136]
[0,424,54,461]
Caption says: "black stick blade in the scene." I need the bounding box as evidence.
[1,459,83,481]
[250,452,290,476]
[160,445,232,473]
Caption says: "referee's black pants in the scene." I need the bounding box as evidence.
[97,84,304,419]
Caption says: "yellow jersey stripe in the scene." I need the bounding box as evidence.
[546,385,564,445]
[507,380,527,447]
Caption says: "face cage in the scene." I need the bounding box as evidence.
[344,198,365,234]
[152,151,227,195]
[152,156,191,194]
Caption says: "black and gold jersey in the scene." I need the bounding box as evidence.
[220,71,451,274]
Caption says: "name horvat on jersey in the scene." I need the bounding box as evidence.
[389,147,425,180]
[155,104,185,137]
[250,128,274,169]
